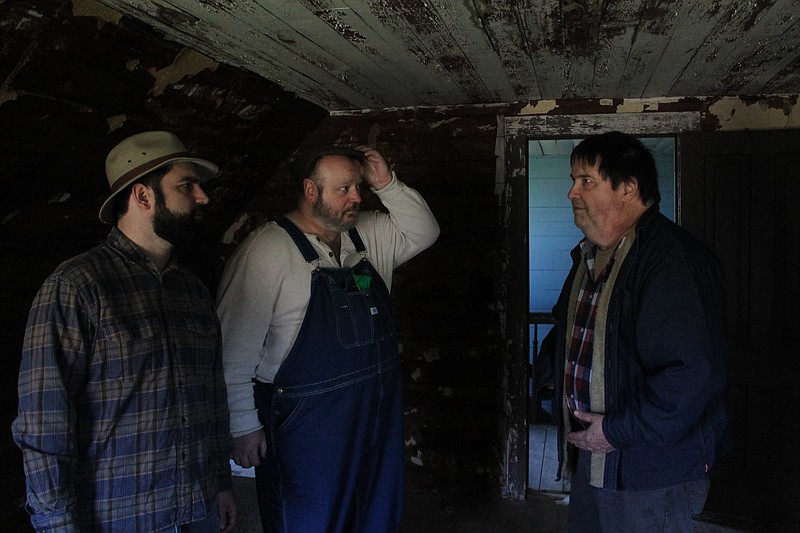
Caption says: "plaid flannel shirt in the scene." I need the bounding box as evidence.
[12,228,232,533]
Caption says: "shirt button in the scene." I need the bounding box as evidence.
[329,252,334,257]
[276,388,284,395]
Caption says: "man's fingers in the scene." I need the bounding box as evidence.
[233,453,259,468]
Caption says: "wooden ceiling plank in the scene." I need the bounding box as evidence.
[515,0,570,99]
[201,0,431,108]
[644,0,735,96]
[363,0,493,105]
[591,0,650,97]
[558,1,605,98]
[608,0,699,98]
[268,0,457,107]
[428,0,518,104]
[724,7,800,95]
[762,53,800,94]
[471,0,544,101]
[99,0,389,109]
[95,0,800,109]
[669,0,799,96]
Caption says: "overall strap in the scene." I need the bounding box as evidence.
[347,227,367,253]
[276,217,319,263]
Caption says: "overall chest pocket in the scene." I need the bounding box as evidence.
[325,269,395,348]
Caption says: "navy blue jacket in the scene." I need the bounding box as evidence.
[552,206,730,489]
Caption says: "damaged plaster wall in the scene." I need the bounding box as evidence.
[148,48,219,97]
[709,95,800,130]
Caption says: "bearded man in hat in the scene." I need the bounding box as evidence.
[216,145,439,532]
[13,131,236,533]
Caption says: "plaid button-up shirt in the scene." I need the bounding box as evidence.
[564,238,622,414]
[13,228,231,533]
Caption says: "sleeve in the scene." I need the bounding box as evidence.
[602,252,728,450]
[12,275,91,533]
[364,175,440,288]
[209,314,233,492]
[216,229,280,437]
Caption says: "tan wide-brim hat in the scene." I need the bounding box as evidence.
[99,131,219,224]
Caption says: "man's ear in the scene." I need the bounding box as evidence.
[623,177,639,199]
[303,178,318,202]
[131,183,152,211]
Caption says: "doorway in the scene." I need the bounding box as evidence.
[505,119,800,529]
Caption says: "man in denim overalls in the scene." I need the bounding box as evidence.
[217,145,439,532]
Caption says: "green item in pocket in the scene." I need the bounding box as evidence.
[352,272,372,291]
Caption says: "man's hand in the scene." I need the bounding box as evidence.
[217,489,236,533]
[566,410,616,454]
[232,429,267,468]
[356,145,392,190]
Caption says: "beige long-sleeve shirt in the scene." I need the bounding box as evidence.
[216,176,439,437]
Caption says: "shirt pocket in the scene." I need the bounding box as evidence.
[94,318,162,381]
[179,316,218,381]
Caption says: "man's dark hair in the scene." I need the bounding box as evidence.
[112,164,172,221]
[570,131,661,206]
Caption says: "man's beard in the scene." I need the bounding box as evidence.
[152,200,205,248]
[313,195,359,232]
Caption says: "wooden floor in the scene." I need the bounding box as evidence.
[226,424,747,533]
[528,423,570,494]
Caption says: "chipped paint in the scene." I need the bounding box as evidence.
[8,8,43,32]
[429,117,460,128]
[519,100,559,115]
[709,96,800,130]
[421,348,441,362]
[410,368,422,382]
[410,451,424,467]
[72,0,122,26]
[503,425,519,497]
[616,100,658,113]
[615,98,670,113]
[367,122,380,146]
[0,88,18,106]
[313,7,366,43]
[148,48,219,96]
[106,114,127,132]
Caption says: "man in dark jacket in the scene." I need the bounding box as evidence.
[553,131,729,532]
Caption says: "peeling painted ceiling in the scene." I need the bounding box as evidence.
[95,0,800,112]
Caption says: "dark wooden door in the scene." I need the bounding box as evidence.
[680,129,800,531]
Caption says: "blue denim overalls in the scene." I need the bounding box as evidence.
[253,217,405,533]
